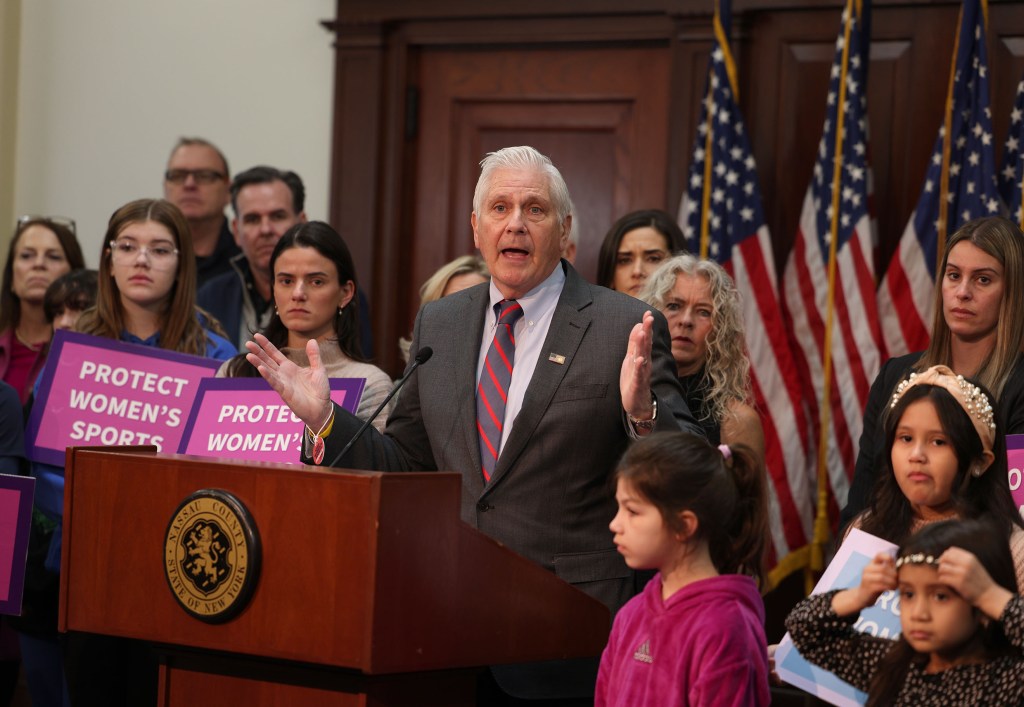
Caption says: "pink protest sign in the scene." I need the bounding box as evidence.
[26,330,222,466]
[1008,435,1024,518]
[177,378,365,465]
[0,474,35,615]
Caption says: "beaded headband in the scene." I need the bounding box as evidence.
[895,552,938,569]
[889,364,995,457]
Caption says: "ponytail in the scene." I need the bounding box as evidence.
[715,443,769,587]
[615,433,769,586]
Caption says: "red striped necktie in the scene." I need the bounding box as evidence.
[476,299,524,482]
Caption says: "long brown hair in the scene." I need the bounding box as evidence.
[0,218,85,333]
[917,216,1024,398]
[77,199,222,355]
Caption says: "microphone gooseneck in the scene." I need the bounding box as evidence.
[325,346,433,468]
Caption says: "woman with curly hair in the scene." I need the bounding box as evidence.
[639,254,763,461]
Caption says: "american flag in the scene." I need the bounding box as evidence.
[780,0,883,566]
[878,0,1000,357]
[679,0,812,585]
[999,73,1024,225]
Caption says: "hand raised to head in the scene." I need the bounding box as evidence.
[937,546,1014,620]
[245,333,332,430]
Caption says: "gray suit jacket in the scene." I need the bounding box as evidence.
[317,262,700,613]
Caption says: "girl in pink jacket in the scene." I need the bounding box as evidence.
[596,432,771,706]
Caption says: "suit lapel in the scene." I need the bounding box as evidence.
[485,265,593,491]
[455,287,488,476]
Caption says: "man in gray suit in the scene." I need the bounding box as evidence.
[246,145,699,698]
[248,145,699,605]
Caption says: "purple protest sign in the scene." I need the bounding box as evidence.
[0,474,35,615]
[177,378,365,465]
[1008,435,1024,519]
[25,330,222,466]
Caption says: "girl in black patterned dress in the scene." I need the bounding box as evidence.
[787,519,1024,706]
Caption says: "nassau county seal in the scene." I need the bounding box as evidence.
[164,489,261,623]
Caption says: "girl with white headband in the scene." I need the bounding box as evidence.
[853,364,1024,590]
[787,518,1024,706]
[597,432,770,706]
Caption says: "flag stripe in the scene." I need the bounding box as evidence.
[679,0,812,582]
[878,0,999,357]
[781,0,883,553]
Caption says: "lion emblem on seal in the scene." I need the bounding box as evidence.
[181,519,231,594]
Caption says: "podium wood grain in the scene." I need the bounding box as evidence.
[59,447,609,704]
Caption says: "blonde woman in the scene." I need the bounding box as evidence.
[398,254,488,364]
[639,254,764,462]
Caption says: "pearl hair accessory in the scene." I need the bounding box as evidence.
[895,552,938,569]
[890,364,996,457]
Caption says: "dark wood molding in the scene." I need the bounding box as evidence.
[327,0,1024,375]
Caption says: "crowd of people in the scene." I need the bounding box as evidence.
[3,139,1024,706]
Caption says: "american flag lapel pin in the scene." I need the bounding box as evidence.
[548,353,566,365]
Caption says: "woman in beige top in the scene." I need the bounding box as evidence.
[218,221,392,432]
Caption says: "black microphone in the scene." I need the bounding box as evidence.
[326,346,433,468]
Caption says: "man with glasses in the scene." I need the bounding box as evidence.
[163,137,240,287]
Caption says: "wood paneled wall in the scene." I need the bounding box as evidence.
[326,0,1024,376]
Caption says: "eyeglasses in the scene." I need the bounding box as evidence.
[17,215,77,235]
[164,169,226,185]
[109,239,179,267]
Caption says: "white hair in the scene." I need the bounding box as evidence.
[472,146,573,227]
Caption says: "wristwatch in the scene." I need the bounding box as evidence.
[628,397,658,431]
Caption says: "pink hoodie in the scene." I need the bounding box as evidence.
[595,572,770,706]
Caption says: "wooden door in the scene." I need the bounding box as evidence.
[411,45,672,302]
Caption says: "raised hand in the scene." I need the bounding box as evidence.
[831,553,897,616]
[938,546,1014,620]
[619,310,656,431]
[245,334,332,430]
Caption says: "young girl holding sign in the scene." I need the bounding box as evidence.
[787,518,1024,705]
[851,364,1024,588]
[595,432,770,706]
[63,199,234,706]
[77,198,235,360]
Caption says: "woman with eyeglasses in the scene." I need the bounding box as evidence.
[76,198,235,359]
[62,199,233,707]
[0,216,85,403]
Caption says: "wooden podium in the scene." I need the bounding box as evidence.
[59,447,611,706]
